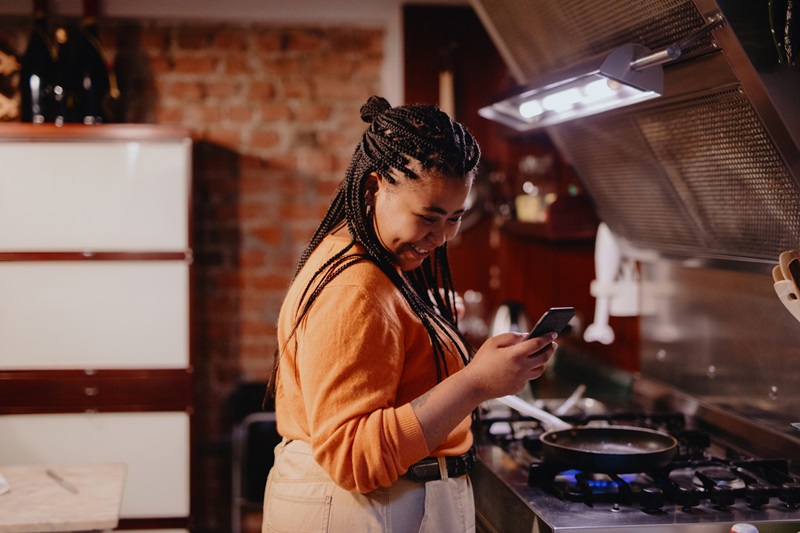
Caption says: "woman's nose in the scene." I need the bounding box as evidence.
[427,224,449,247]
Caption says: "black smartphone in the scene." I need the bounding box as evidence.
[524,307,575,341]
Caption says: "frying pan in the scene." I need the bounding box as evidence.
[496,395,678,473]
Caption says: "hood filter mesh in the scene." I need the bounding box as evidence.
[559,87,800,261]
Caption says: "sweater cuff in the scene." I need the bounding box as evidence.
[396,403,430,464]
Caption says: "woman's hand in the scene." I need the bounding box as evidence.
[410,331,557,451]
[464,331,557,401]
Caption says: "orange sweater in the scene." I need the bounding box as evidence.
[274,234,473,493]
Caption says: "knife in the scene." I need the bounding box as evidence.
[46,469,79,494]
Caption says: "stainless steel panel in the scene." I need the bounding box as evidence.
[639,260,800,444]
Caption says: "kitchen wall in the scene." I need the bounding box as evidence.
[0,5,392,531]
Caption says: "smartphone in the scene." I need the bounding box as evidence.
[525,307,575,341]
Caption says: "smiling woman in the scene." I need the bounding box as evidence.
[262,95,560,532]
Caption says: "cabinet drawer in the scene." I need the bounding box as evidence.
[0,412,190,518]
[0,140,190,252]
[0,261,189,369]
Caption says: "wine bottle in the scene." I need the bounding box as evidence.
[77,0,118,123]
[19,0,55,123]
[52,25,82,125]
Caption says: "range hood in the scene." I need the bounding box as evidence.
[471,0,800,270]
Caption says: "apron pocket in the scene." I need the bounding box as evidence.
[265,481,332,533]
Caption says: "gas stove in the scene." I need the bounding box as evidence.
[475,401,800,532]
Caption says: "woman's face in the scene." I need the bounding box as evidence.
[368,170,472,271]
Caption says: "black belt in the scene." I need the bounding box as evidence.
[406,448,476,482]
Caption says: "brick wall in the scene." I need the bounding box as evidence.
[2,17,384,531]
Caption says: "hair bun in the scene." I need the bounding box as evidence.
[360,95,392,123]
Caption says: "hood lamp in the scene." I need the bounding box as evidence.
[480,13,725,131]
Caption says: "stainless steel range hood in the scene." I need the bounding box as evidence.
[471,0,800,269]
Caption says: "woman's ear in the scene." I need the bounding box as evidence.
[365,172,380,205]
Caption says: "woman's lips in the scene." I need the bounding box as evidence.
[409,243,430,257]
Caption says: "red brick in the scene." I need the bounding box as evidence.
[224,105,253,123]
[212,28,247,51]
[248,81,276,100]
[239,249,266,267]
[250,225,282,245]
[250,129,281,149]
[168,81,204,100]
[261,57,303,77]
[203,128,242,148]
[184,103,222,122]
[264,155,298,171]
[225,55,252,75]
[206,81,239,98]
[254,32,282,54]
[286,30,324,53]
[155,106,183,123]
[283,80,313,99]
[139,25,172,50]
[240,319,272,337]
[259,103,292,121]
[294,104,332,122]
[177,26,213,49]
[173,55,217,74]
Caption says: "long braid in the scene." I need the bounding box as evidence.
[268,95,480,396]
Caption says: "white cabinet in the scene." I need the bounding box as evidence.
[0,124,195,531]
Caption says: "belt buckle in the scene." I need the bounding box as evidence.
[408,459,440,482]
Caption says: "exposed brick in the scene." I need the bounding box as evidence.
[224,105,254,123]
[203,128,243,148]
[253,32,282,54]
[283,80,313,99]
[250,129,281,149]
[286,30,324,53]
[250,225,282,245]
[294,103,332,122]
[206,81,240,98]
[168,81,205,100]
[225,55,252,75]
[155,105,183,123]
[211,28,248,51]
[177,26,214,49]
[258,102,293,121]
[247,81,276,100]
[172,55,218,74]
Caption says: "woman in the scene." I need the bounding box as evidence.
[263,96,557,532]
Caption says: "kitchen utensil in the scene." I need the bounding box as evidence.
[584,223,619,345]
[495,394,678,473]
[773,250,800,324]
[552,383,587,417]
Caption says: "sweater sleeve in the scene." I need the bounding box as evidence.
[296,281,430,492]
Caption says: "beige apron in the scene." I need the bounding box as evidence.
[262,439,475,533]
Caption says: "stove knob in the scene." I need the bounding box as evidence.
[640,486,664,513]
[709,486,735,508]
[675,487,702,510]
[745,483,770,509]
[779,482,800,507]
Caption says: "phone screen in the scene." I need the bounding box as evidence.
[525,307,575,340]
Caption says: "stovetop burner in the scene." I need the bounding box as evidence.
[480,403,800,530]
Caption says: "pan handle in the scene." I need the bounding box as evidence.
[495,395,573,431]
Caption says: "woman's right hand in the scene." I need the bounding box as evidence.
[465,331,557,401]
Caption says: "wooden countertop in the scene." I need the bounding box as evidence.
[0,463,126,533]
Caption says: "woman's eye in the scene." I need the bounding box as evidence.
[420,215,438,224]
[448,216,463,224]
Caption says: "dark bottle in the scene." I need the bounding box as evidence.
[52,25,82,125]
[76,0,118,123]
[19,0,56,123]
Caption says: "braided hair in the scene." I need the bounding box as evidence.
[267,95,481,397]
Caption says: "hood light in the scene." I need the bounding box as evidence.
[480,13,725,131]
